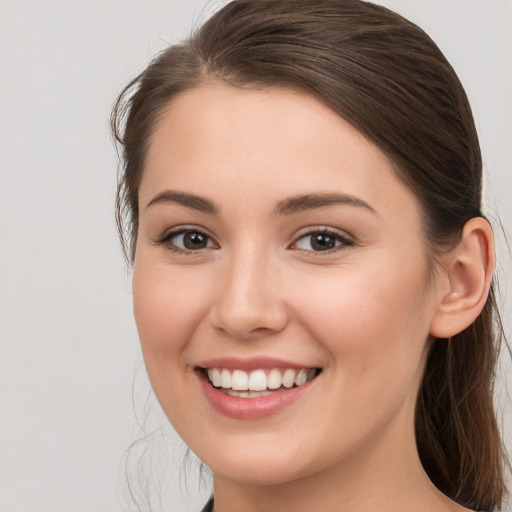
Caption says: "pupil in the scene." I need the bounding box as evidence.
[184,232,207,249]
[311,234,335,251]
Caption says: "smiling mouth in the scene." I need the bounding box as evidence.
[202,367,321,398]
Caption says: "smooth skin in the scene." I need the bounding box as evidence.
[133,84,494,512]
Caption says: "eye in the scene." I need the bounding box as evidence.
[292,229,353,252]
[154,228,217,253]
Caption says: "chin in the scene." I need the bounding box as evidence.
[209,455,311,487]
[188,430,326,487]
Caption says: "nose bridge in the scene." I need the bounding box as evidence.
[212,241,287,339]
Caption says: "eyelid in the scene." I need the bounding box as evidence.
[151,224,354,255]
[289,226,355,253]
[152,225,219,253]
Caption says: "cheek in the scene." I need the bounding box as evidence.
[292,257,431,381]
[132,258,210,364]
[131,258,216,429]
[286,263,432,452]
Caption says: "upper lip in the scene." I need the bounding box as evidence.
[196,356,318,372]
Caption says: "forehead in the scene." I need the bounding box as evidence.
[141,83,421,225]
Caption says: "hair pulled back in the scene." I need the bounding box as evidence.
[111,1,509,509]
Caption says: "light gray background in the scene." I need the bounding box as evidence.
[0,1,510,511]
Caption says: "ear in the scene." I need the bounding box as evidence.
[429,217,495,339]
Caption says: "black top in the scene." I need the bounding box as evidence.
[201,496,214,512]
[199,495,488,511]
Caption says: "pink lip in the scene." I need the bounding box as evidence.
[196,366,318,420]
[197,356,310,372]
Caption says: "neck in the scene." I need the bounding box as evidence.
[211,414,470,512]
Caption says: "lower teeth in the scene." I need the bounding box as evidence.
[223,389,274,398]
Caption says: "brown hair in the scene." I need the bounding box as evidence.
[111,0,510,509]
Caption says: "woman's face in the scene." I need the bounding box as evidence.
[133,84,440,485]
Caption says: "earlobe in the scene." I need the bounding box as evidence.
[429,217,495,339]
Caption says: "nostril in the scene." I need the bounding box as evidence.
[213,321,287,342]
[209,273,288,338]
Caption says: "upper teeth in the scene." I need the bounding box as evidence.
[206,368,316,391]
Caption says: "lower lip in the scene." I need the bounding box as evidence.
[198,370,316,420]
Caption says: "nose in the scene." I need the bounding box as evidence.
[209,248,288,340]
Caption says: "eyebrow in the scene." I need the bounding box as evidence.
[144,190,376,217]
[273,192,377,216]
[145,190,219,214]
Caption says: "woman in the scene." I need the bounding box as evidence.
[111,1,510,511]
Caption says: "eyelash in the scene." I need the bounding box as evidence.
[152,227,354,255]
[152,227,217,255]
[292,228,354,254]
